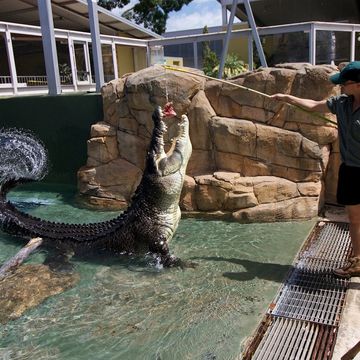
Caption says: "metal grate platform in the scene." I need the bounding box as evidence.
[251,318,337,360]
[297,222,351,272]
[243,221,352,360]
[271,280,345,325]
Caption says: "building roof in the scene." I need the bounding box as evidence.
[0,0,161,39]
[220,0,360,26]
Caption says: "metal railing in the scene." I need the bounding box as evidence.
[0,20,148,96]
[0,75,74,87]
[149,21,360,71]
[2,20,360,95]
[0,76,11,85]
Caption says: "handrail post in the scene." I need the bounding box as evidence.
[243,0,267,67]
[193,41,198,69]
[146,44,151,67]
[247,32,254,71]
[38,0,61,95]
[67,36,78,91]
[350,28,355,62]
[87,0,104,92]
[112,41,119,79]
[221,0,228,26]
[218,0,238,78]
[4,26,18,95]
[309,23,316,65]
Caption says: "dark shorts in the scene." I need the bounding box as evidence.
[337,163,360,205]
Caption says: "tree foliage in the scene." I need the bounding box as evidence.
[97,0,193,34]
[97,0,130,10]
[214,54,248,79]
[201,26,219,77]
[201,26,248,79]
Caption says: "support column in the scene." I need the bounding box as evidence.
[218,0,238,78]
[309,23,316,65]
[146,44,151,66]
[4,27,18,95]
[351,29,356,62]
[247,33,254,71]
[68,37,78,91]
[243,0,267,67]
[87,0,104,92]
[193,41,198,69]
[38,0,61,95]
[221,0,228,26]
[112,42,119,79]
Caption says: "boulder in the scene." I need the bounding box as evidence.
[232,197,319,222]
[0,264,79,324]
[102,78,126,124]
[87,136,119,164]
[78,64,342,221]
[180,175,196,211]
[252,177,299,204]
[195,183,228,211]
[125,64,205,115]
[224,192,258,211]
[90,122,117,137]
[187,150,214,176]
[188,90,215,150]
[211,117,257,157]
[117,131,148,169]
[78,159,142,207]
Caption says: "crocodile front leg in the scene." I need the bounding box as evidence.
[148,236,179,267]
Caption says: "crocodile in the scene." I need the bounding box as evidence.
[0,104,192,267]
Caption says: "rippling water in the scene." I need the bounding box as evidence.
[0,183,315,360]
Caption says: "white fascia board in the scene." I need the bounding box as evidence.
[0,21,148,47]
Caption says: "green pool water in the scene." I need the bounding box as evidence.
[0,184,315,360]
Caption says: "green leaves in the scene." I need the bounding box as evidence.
[97,0,130,11]
[98,0,193,34]
[201,26,248,79]
[203,50,249,79]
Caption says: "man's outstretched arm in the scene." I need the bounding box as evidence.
[270,94,329,113]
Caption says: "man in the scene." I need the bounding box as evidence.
[271,61,360,278]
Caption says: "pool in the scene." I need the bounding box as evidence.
[0,183,315,360]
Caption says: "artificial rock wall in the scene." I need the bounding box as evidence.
[77,64,340,222]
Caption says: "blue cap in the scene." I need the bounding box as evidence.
[330,61,360,84]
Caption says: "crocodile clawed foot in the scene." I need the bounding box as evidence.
[43,248,75,274]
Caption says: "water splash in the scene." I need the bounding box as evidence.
[0,128,48,186]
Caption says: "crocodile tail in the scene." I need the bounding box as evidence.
[0,128,49,200]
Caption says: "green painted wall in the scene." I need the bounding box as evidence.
[0,93,103,185]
